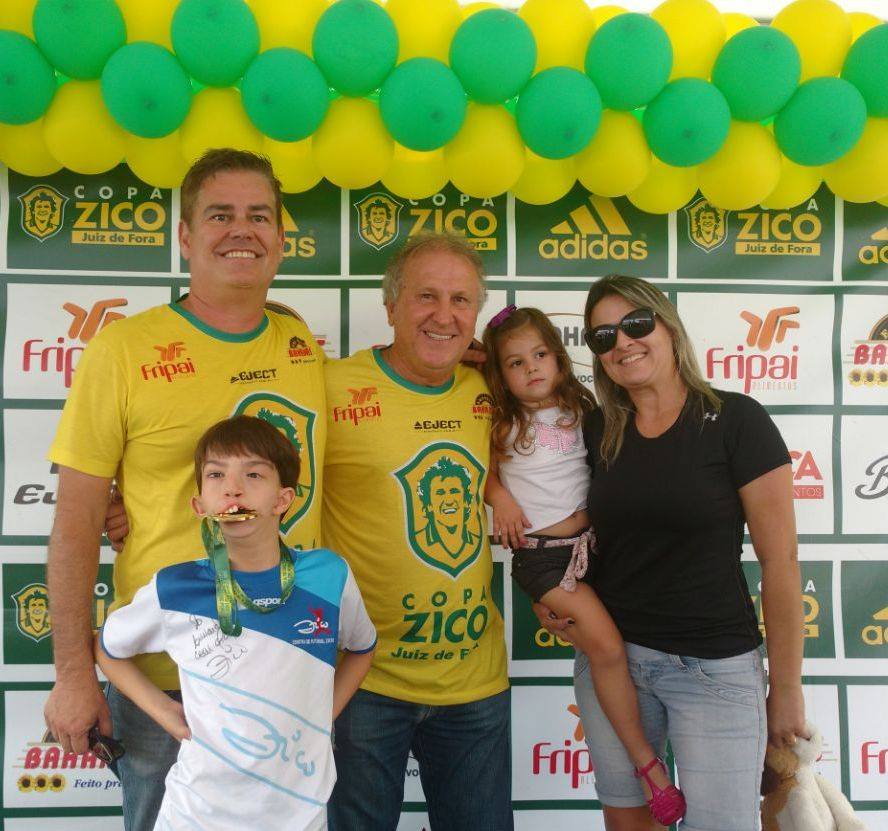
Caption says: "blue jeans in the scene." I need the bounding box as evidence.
[328,688,513,831]
[574,643,767,831]
[106,684,181,831]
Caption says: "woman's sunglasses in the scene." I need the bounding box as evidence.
[584,308,657,355]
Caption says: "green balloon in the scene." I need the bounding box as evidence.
[842,23,888,118]
[33,0,126,80]
[775,77,867,166]
[242,49,330,142]
[101,43,192,138]
[585,13,672,111]
[643,78,730,166]
[171,0,259,87]
[0,31,56,124]
[516,67,602,160]
[449,9,536,104]
[313,0,398,97]
[712,27,800,122]
[380,58,466,151]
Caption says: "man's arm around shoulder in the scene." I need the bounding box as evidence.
[45,467,114,753]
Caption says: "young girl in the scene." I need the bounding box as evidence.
[482,306,685,826]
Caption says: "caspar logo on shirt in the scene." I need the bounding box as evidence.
[18,185,68,242]
[394,442,486,578]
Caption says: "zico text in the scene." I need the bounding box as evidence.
[396,585,490,660]
[72,185,165,245]
[408,194,497,249]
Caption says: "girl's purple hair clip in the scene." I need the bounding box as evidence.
[487,304,517,329]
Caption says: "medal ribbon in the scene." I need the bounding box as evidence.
[201,518,296,637]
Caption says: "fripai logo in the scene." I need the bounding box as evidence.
[355,192,402,250]
[685,196,729,253]
[532,704,593,790]
[18,184,68,242]
[332,386,381,426]
[394,442,486,578]
[706,305,800,394]
[22,299,127,389]
[540,194,647,261]
[140,341,195,383]
[858,225,888,266]
[11,584,51,644]
[233,393,317,532]
[847,313,888,388]
[281,204,317,259]
[861,740,888,774]
[790,449,825,499]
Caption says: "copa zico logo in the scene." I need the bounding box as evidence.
[858,225,888,266]
[540,194,646,261]
[847,313,888,388]
[686,195,822,256]
[233,393,317,533]
[355,192,402,250]
[394,442,486,578]
[11,584,51,644]
[17,184,68,242]
[281,205,317,259]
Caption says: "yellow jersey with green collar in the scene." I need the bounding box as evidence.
[323,348,506,705]
[49,302,326,689]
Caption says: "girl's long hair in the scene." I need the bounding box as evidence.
[482,308,596,459]
[584,275,721,465]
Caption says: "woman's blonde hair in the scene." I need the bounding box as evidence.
[584,275,721,465]
[482,307,596,458]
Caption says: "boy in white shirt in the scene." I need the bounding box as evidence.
[97,415,376,830]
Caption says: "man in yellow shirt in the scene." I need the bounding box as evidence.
[324,235,510,829]
[44,150,326,831]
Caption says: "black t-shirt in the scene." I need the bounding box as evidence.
[584,390,791,659]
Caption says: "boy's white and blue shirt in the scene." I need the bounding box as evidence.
[100,547,376,831]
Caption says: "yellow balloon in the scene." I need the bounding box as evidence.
[386,0,462,63]
[760,155,822,209]
[248,0,328,54]
[313,97,393,189]
[772,0,851,82]
[575,110,650,197]
[591,6,628,29]
[698,121,780,210]
[652,0,725,79]
[462,2,498,19]
[878,195,888,207]
[518,0,596,72]
[849,12,882,43]
[0,119,61,176]
[180,88,264,166]
[264,137,322,194]
[722,12,759,40]
[0,0,36,37]
[824,118,888,204]
[444,104,525,198]
[512,151,576,205]
[116,0,177,48]
[383,144,447,200]
[43,81,125,175]
[125,132,189,189]
[627,157,697,214]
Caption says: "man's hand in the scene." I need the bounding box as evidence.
[531,601,576,645]
[104,486,129,552]
[460,338,487,369]
[44,673,112,755]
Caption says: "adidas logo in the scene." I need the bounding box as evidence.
[858,225,888,266]
[540,195,647,261]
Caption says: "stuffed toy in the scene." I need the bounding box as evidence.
[761,722,868,831]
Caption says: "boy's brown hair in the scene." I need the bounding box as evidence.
[194,416,300,493]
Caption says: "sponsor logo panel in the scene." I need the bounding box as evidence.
[743,561,835,658]
[403,751,425,803]
[840,415,888,534]
[3,564,114,665]
[678,188,834,280]
[2,410,62,536]
[840,296,888,405]
[678,292,834,404]
[841,562,888,658]
[6,819,124,831]
[350,184,507,275]
[841,201,888,280]
[396,813,430,831]
[515,813,606,831]
[512,685,596,800]
[267,287,341,359]
[3,690,122,808]
[4,284,169,399]
[771,415,834,534]
[847,685,888,800]
[515,183,667,277]
[8,167,171,272]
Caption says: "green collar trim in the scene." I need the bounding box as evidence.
[169,300,268,343]
[373,348,455,395]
